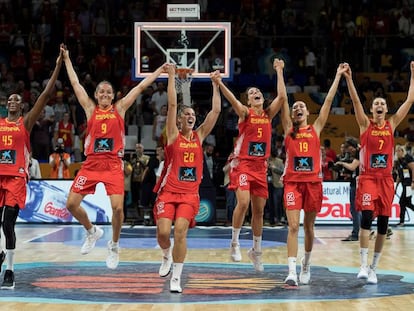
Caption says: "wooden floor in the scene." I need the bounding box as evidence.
[0,223,413,311]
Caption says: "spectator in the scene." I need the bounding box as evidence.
[54,111,75,154]
[48,138,71,179]
[29,152,42,179]
[151,81,168,116]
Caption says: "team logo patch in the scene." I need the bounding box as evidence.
[0,149,16,164]
[294,157,313,172]
[370,154,388,169]
[94,138,114,153]
[179,167,197,182]
[248,142,266,157]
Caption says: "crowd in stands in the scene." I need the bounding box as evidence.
[1,0,414,167]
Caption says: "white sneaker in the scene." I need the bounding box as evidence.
[357,265,369,279]
[284,272,298,286]
[106,241,119,269]
[81,226,104,255]
[367,267,378,284]
[230,243,242,262]
[170,277,182,293]
[299,257,311,285]
[247,248,264,272]
[159,249,172,277]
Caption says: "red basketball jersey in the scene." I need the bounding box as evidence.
[84,105,125,158]
[283,125,322,182]
[0,116,30,178]
[57,121,74,147]
[233,108,271,161]
[359,120,394,176]
[155,131,203,194]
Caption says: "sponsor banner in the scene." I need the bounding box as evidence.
[317,182,412,225]
[18,180,411,225]
[19,180,111,223]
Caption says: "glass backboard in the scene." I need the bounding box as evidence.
[133,22,231,81]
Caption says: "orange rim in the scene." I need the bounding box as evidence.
[176,68,194,79]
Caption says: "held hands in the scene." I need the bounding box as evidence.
[273,58,285,71]
[336,62,349,77]
[166,63,176,77]
[342,62,352,80]
[210,70,221,84]
[60,44,70,61]
[56,43,65,64]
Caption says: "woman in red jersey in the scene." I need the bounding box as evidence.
[344,62,414,285]
[280,63,348,286]
[62,45,168,270]
[211,59,287,272]
[0,45,63,289]
[154,65,221,293]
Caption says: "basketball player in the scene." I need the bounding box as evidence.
[343,61,414,284]
[280,63,348,286]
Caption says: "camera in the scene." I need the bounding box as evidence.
[55,145,65,154]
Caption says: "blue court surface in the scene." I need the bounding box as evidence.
[0,225,413,306]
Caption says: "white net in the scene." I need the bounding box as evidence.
[175,69,193,107]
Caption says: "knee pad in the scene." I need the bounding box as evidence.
[2,205,19,249]
[360,210,374,230]
[377,215,389,235]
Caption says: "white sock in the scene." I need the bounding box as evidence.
[231,228,241,245]
[303,251,311,265]
[253,235,262,252]
[162,247,171,257]
[371,252,381,270]
[6,249,14,271]
[87,226,96,234]
[360,248,369,267]
[172,263,183,279]
[288,257,297,274]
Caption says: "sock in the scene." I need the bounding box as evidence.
[231,228,241,245]
[253,235,262,253]
[303,251,311,265]
[110,241,119,248]
[172,263,183,279]
[288,257,297,274]
[6,249,14,271]
[162,247,171,258]
[371,252,381,270]
[360,248,369,267]
[87,226,96,234]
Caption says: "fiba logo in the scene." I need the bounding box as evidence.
[362,193,371,206]
[141,55,149,70]
[195,199,212,223]
[286,192,295,206]
[212,57,224,70]
[239,174,248,187]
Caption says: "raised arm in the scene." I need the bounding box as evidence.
[211,71,248,120]
[389,61,414,130]
[196,71,222,142]
[313,63,347,135]
[267,58,287,119]
[62,45,96,118]
[25,44,63,131]
[343,64,370,132]
[117,63,168,116]
[166,64,179,145]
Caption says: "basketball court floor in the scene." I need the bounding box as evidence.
[0,223,413,310]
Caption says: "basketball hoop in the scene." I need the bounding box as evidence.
[175,68,194,107]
